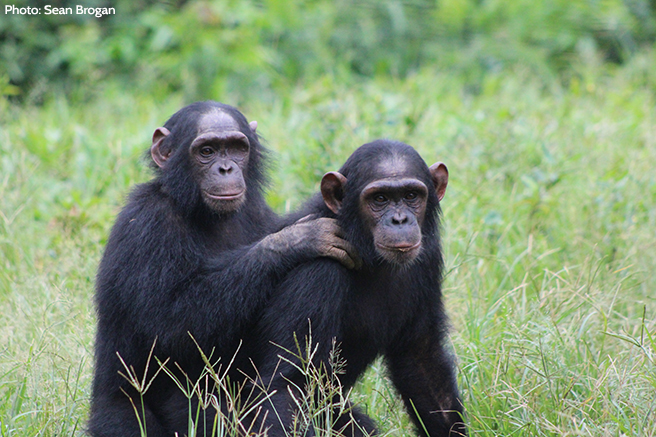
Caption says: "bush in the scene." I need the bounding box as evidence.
[1,0,655,101]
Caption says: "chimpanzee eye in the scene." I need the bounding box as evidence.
[199,147,214,157]
[405,191,418,200]
[373,194,388,203]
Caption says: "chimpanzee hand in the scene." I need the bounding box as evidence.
[259,217,362,269]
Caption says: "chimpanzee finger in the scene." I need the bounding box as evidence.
[326,246,356,270]
[295,214,318,224]
[316,218,361,269]
[317,217,346,238]
[334,239,362,270]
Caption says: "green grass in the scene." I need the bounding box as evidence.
[1,52,655,436]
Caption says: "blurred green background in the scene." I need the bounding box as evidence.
[1,1,655,436]
[3,0,656,103]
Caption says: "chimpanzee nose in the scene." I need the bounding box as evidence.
[219,162,234,175]
[392,212,408,225]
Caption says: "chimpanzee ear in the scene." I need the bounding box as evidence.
[429,162,448,201]
[321,171,347,214]
[150,127,171,168]
[249,121,258,133]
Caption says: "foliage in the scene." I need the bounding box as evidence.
[2,0,656,102]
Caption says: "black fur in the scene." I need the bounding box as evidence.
[252,140,466,437]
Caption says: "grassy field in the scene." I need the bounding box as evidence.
[1,54,655,436]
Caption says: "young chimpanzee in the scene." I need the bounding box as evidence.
[252,140,466,437]
[88,101,359,437]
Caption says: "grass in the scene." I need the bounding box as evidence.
[0,51,655,436]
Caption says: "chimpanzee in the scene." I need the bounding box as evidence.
[252,140,466,437]
[88,101,359,437]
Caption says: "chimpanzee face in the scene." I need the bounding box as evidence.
[358,174,429,264]
[150,110,258,214]
[187,112,251,213]
[321,152,448,265]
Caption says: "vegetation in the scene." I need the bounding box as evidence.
[3,0,656,103]
[1,0,655,436]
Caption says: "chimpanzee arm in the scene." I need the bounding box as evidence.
[96,197,357,358]
[386,314,466,437]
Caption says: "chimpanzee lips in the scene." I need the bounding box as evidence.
[376,241,421,252]
[203,190,245,200]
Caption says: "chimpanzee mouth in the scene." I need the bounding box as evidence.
[204,190,245,200]
[376,241,422,253]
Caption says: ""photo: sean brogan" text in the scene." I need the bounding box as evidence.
[5,5,115,18]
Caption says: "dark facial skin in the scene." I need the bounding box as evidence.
[151,111,257,214]
[189,112,251,212]
[322,160,448,265]
[360,176,428,263]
